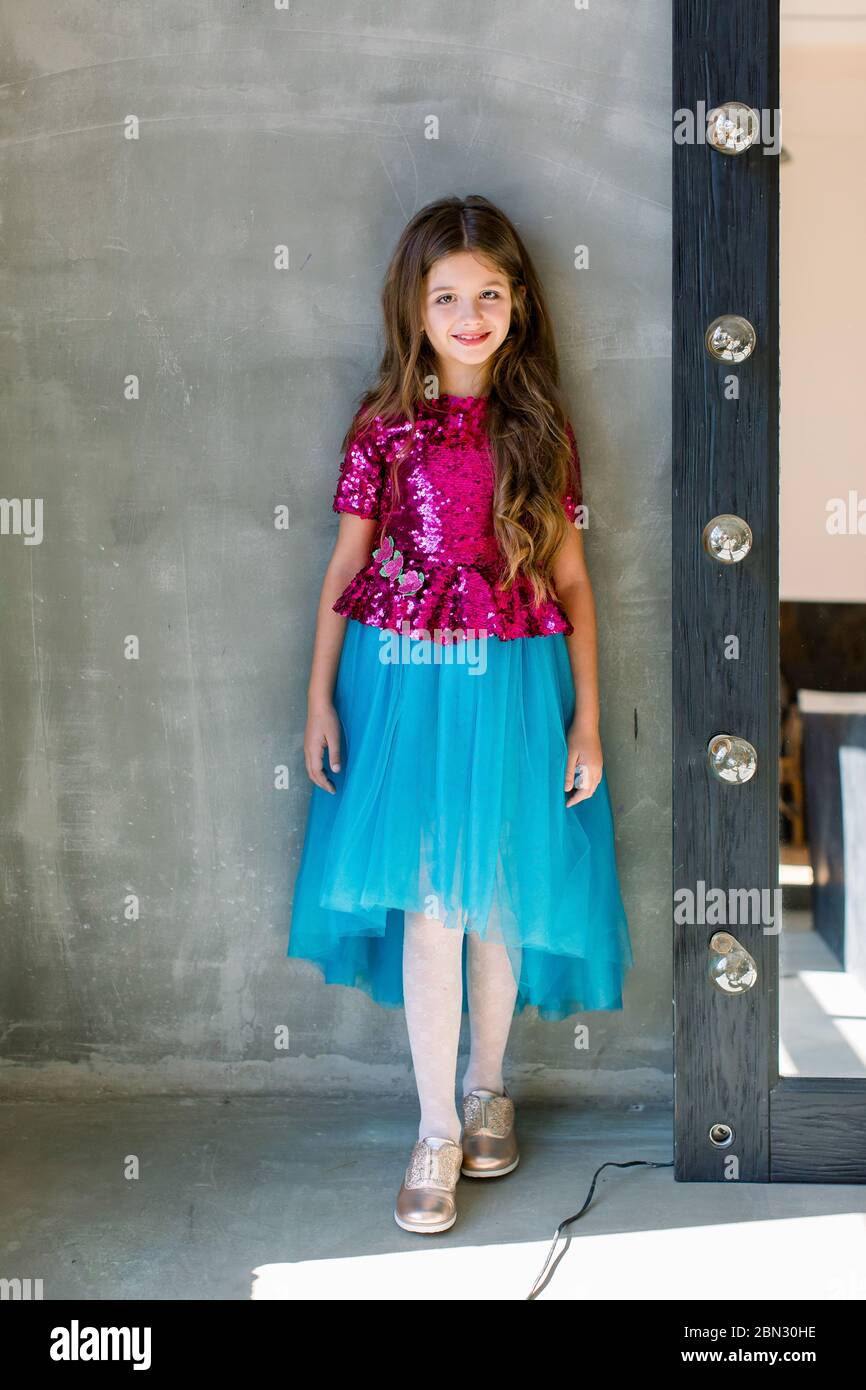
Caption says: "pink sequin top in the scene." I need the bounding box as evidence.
[331,392,582,641]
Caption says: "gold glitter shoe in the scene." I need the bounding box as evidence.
[394,1136,463,1234]
[460,1088,520,1177]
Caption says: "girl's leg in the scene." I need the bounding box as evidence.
[462,931,521,1097]
[402,910,465,1144]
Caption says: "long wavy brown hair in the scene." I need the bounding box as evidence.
[341,194,580,604]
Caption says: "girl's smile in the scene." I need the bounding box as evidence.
[452,330,492,346]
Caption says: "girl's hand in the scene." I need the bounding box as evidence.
[564,719,603,807]
[304,700,342,793]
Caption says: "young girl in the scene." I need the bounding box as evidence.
[287,194,633,1235]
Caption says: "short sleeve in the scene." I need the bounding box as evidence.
[332,413,387,520]
[561,421,583,524]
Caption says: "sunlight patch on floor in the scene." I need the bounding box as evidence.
[251,1213,866,1300]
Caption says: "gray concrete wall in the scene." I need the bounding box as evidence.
[0,1,671,1099]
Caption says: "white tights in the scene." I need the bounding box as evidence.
[402,911,521,1144]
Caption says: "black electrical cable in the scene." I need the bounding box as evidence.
[526,1157,675,1300]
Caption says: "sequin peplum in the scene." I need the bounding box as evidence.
[331,393,582,642]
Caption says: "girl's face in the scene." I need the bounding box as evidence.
[420,251,516,390]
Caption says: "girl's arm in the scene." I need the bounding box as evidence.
[304,513,379,793]
[551,524,603,807]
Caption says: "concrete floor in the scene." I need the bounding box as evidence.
[2,1096,866,1300]
[780,909,866,1077]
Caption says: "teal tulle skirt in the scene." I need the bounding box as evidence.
[287,619,633,1022]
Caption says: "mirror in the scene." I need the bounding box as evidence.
[779,0,866,1077]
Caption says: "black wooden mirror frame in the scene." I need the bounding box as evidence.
[672,0,866,1183]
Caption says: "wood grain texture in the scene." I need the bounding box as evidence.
[771,1079,866,1183]
[673,0,780,1181]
